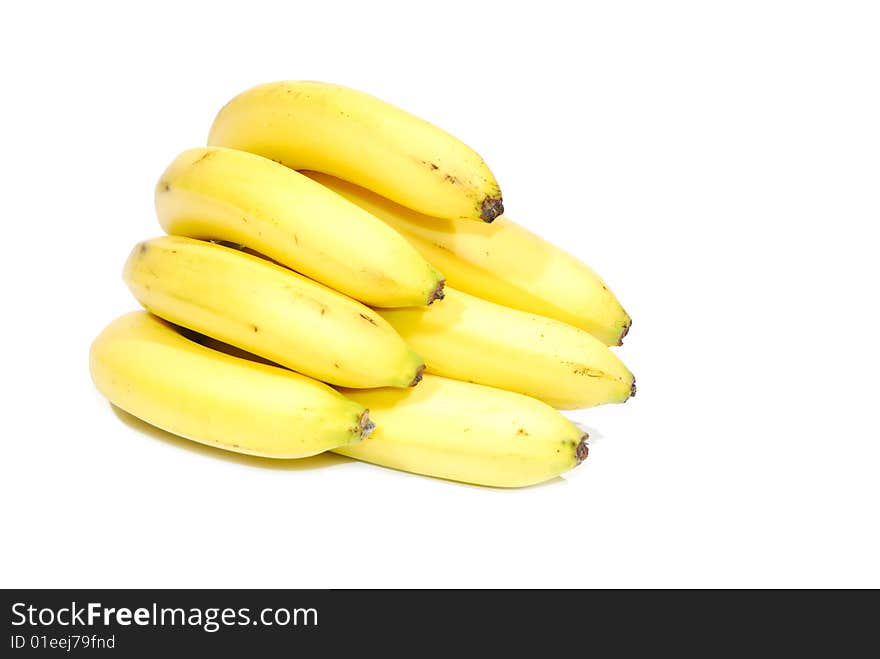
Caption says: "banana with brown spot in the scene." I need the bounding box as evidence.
[376,288,634,409]
[208,81,503,223]
[90,312,373,458]
[337,374,588,488]
[304,171,631,345]
[123,236,424,388]
[156,146,444,307]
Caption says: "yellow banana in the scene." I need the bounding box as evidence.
[155,146,444,307]
[305,171,631,346]
[123,236,424,388]
[337,375,588,488]
[207,81,503,223]
[377,288,634,409]
[89,312,372,458]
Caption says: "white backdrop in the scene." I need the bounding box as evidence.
[2,1,878,588]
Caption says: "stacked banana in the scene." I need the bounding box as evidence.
[90,81,634,488]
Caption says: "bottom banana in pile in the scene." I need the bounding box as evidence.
[194,334,590,486]
[376,288,634,409]
[338,375,588,488]
[92,317,587,487]
[89,312,373,458]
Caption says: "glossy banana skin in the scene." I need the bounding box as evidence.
[208,81,503,222]
[305,171,631,346]
[123,236,424,388]
[377,288,635,409]
[156,146,444,307]
[337,375,588,488]
[89,312,372,458]
[146,331,590,486]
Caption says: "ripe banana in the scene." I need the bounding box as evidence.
[305,171,631,346]
[155,146,444,307]
[207,81,503,223]
[89,312,372,458]
[337,375,588,488]
[123,236,424,388]
[376,288,635,409]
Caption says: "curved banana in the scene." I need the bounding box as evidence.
[306,171,631,345]
[155,146,444,307]
[337,375,588,488]
[123,236,424,388]
[90,312,372,458]
[208,81,503,223]
[377,288,634,409]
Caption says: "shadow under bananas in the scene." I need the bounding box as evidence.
[110,404,353,472]
[110,405,571,489]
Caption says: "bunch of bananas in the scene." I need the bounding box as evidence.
[90,81,635,488]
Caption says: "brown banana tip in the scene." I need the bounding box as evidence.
[575,434,590,465]
[427,279,446,304]
[410,364,425,387]
[618,318,632,345]
[358,410,375,440]
[480,196,504,222]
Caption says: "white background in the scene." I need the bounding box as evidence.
[2,1,878,588]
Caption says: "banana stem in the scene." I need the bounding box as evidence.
[428,279,446,304]
[358,410,376,440]
[409,365,426,387]
[576,435,590,465]
[480,197,504,222]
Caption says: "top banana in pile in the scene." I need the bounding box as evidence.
[90,80,635,488]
